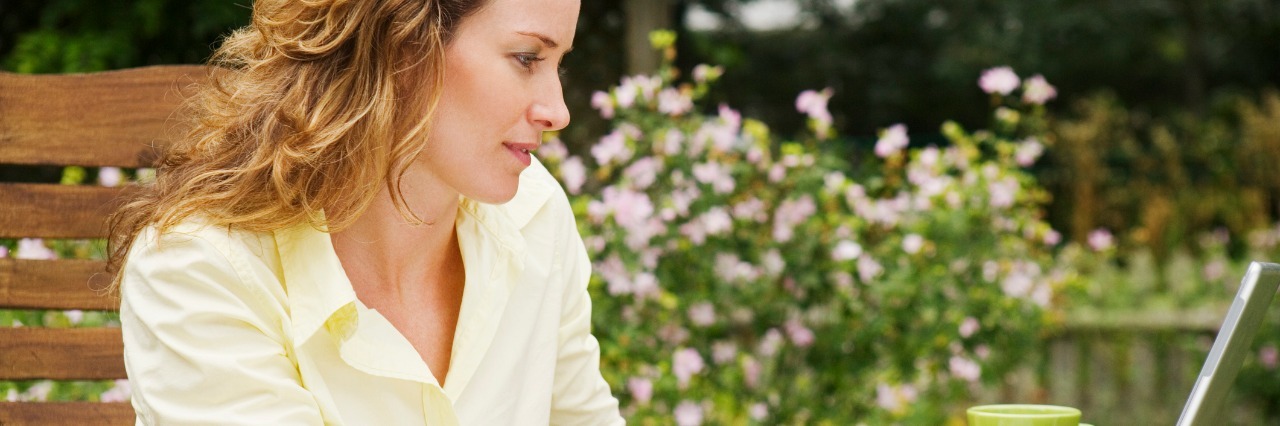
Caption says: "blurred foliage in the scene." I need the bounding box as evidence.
[0,0,249,73]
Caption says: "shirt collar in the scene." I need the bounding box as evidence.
[273,218,357,345]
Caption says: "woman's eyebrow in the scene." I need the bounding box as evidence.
[516,31,572,53]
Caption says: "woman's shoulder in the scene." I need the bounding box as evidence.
[130,215,277,266]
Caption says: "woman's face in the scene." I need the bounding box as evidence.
[421,0,579,204]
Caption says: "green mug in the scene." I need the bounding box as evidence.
[967,404,1082,426]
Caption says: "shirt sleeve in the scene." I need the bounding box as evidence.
[548,210,625,425]
[120,229,324,425]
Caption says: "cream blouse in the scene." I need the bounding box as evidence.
[119,159,623,425]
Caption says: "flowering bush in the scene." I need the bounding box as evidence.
[540,33,1076,423]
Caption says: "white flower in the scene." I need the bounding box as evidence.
[674,401,704,426]
[1015,138,1045,167]
[874,124,909,158]
[831,240,863,261]
[99,379,132,403]
[688,302,716,327]
[15,238,56,260]
[979,66,1020,95]
[902,234,925,254]
[857,255,884,283]
[1022,74,1058,105]
[98,167,123,187]
[949,355,982,382]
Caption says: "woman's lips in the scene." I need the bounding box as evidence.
[504,142,538,167]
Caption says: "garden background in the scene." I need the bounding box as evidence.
[3,0,1280,424]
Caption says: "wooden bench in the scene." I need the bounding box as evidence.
[0,65,206,425]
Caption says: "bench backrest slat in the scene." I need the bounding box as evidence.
[0,65,209,423]
[0,66,206,168]
[0,259,115,310]
[0,184,126,239]
[0,402,133,425]
[0,328,126,380]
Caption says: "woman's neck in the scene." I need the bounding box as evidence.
[331,172,462,297]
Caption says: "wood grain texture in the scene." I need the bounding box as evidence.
[0,183,125,238]
[0,328,125,380]
[0,402,134,425]
[0,65,208,168]
[0,259,116,310]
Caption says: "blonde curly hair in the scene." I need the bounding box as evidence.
[107,0,488,286]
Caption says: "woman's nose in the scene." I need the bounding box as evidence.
[529,79,571,132]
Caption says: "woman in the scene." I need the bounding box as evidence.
[107,0,623,424]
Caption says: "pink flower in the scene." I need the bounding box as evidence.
[742,356,762,388]
[0,246,7,258]
[627,377,653,405]
[633,272,659,300]
[1044,229,1063,246]
[959,317,980,338]
[758,328,784,357]
[979,66,1020,95]
[857,255,884,283]
[591,130,633,166]
[949,355,982,382]
[1088,229,1114,251]
[659,324,690,347]
[785,318,815,347]
[1260,345,1278,370]
[658,88,693,116]
[750,403,768,420]
[1015,138,1045,166]
[693,64,722,83]
[600,186,653,230]
[795,88,834,123]
[674,401,704,426]
[772,196,816,242]
[688,302,716,327]
[623,156,662,190]
[558,157,586,195]
[875,383,918,413]
[16,238,56,260]
[711,341,737,364]
[988,177,1019,208]
[661,128,685,156]
[673,348,705,388]
[538,137,569,162]
[874,124,909,158]
[22,381,53,402]
[1022,74,1058,105]
[591,91,614,119]
[98,167,123,187]
[64,310,84,325]
[692,162,735,194]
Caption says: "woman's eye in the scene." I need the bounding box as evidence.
[515,53,545,71]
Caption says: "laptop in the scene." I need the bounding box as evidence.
[1177,261,1280,426]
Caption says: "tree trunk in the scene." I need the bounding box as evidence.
[623,0,674,75]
